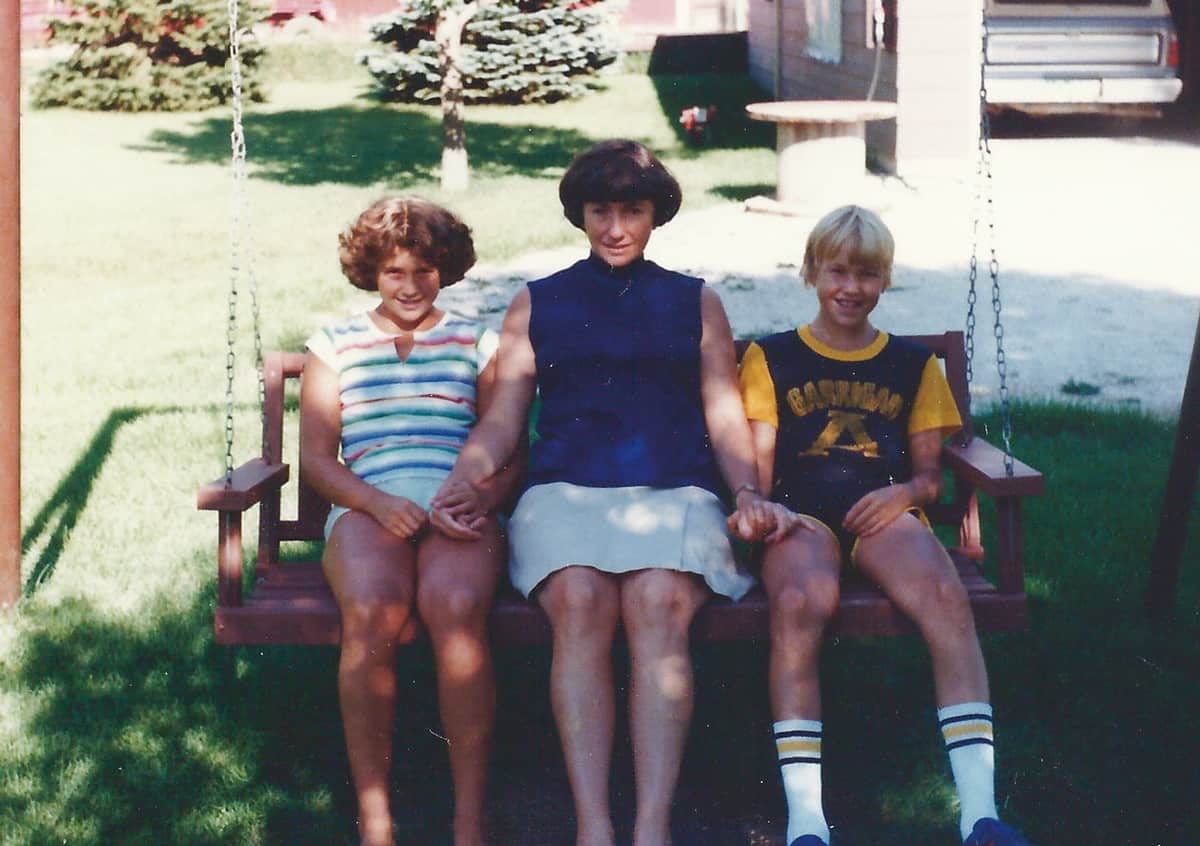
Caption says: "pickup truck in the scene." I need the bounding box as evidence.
[984,0,1183,115]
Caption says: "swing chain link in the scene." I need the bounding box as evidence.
[223,0,267,483]
[967,13,1014,476]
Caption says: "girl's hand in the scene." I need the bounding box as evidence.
[366,491,429,539]
[843,484,915,537]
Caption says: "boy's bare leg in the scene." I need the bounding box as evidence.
[538,566,622,846]
[762,529,840,846]
[417,518,505,846]
[621,569,708,846]
[856,513,999,840]
[323,512,419,846]
[853,514,989,704]
[762,530,842,719]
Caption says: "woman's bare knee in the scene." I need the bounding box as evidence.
[541,567,620,633]
[621,570,704,634]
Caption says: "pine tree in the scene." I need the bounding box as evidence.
[361,0,620,106]
[32,0,268,111]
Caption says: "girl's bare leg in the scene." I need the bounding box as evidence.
[323,512,418,846]
[417,518,505,846]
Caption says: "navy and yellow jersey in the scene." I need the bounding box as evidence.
[739,326,962,523]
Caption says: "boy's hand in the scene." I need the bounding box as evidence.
[843,484,914,537]
[762,503,823,544]
[726,490,775,541]
[367,492,429,539]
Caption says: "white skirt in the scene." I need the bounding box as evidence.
[507,482,756,601]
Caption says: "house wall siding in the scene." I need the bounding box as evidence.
[747,0,896,168]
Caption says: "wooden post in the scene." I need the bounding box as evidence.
[1146,308,1200,618]
[1,0,21,610]
[894,0,980,180]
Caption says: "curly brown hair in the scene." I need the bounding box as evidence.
[338,197,477,291]
[558,139,682,230]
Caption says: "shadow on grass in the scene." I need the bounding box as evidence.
[0,579,967,846]
[647,72,775,152]
[19,402,261,598]
[3,590,347,844]
[134,107,594,187]
[710,182,776,202]
[22,406,156,596]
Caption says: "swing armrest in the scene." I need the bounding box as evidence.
[197,458,290,512]
[942,438,1044,498]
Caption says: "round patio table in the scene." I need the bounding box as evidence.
[746,100,898,206]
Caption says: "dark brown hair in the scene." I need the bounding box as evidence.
[558,139,682,230]
[338,197,476,290]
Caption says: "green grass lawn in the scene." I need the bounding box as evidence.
[5,41,1199,846]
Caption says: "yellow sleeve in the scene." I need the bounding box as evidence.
[909,355,963,438]
[738,342,778,428]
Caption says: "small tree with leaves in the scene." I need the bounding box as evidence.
[32,0,268,111]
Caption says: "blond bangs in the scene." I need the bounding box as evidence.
[802,205,894,287]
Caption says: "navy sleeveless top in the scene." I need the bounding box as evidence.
[526,254,722,496]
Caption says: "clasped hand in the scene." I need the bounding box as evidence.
[428,479,488,540]
[726,492,823,544]
[364,480,490,541]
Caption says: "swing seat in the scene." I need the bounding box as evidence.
[197,330,1043,646]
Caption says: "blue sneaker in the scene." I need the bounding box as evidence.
[789,837,828,846]
[964,817,1033,846]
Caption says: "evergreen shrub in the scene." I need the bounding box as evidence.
[31,0,268,111]
[360,0,621,105]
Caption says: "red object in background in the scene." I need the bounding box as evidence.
[679,105,717,144]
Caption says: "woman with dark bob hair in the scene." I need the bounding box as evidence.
[431,141,773,846]
[302,197,520,846]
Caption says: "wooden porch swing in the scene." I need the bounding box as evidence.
[197,11,1043,647]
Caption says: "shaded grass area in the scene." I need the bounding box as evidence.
[125,68,775,260]
[5,401,1197,845]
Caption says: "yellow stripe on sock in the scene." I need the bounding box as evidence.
[776,739,822,756]
[942,721,994,741]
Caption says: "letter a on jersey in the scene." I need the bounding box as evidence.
[802,410,880,458]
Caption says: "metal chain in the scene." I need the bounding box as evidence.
[968,14,1014,476]
[223,0,267,483]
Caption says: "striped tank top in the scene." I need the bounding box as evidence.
[305,310,498,488]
